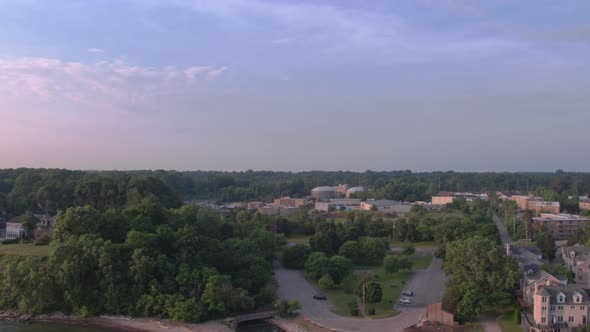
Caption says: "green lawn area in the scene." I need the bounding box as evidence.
[412,253,433,269]
[0,243,51,267]
[319,253,429,317]
[286,235,311,245]
[0,243,51,256]
[391,241,437,248]
[498,314,523,332]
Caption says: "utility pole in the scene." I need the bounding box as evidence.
[513,214,516,235]
[362,283,366,313]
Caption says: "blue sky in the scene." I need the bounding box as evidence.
[1,0,589,171]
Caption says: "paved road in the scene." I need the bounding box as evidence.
[274,256,445,332]
[493,214,513,245]
[478,316,502,332]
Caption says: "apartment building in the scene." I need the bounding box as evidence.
[532,214,590,240]
[562,245,590,287]
[512,195,560,214]
[524,285,590,332]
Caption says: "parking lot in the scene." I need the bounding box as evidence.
[395,257,446,311]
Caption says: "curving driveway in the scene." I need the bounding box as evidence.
[274,256,445,332]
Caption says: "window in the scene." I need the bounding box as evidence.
[551,306,555,311]
[569,316,574,322]
[543,307,547,312]
[543,297,548,303]
[542,317,547,323]
[558,316,563,322]
[558,306,563,310]
[572,306,576,310]
[582,306,586,310]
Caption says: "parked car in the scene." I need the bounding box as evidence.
[399,297,412,304]
[402,291,414,297]
[313,293,327,300]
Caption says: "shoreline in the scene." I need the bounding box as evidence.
[0,310,233,332]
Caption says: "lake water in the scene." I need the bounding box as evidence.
[0,321,283,332]
[0,321,116,331]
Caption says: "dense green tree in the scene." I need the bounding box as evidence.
[536,230,556,260]
[358,237,386,264]
[338,240,361,263]
[282,244,311,269]
[304,252,329,281]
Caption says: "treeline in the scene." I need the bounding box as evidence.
[0,199,285,321]
[2,168,590,215]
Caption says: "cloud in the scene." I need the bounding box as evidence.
[87,48,104,53]
[0,56,228,111]
[164,0,523,62]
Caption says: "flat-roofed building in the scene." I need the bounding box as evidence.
[431,192,488,206]
[512,195,560,214]
[360,200,412,214]
[532,214,590,240]
[247,202,265,210]
[273,196,305,208]
[532,201,561,214]
[314,202,330,212]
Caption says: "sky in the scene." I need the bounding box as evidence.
[1,0,589,172]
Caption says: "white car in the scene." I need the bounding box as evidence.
[399,297,412,304]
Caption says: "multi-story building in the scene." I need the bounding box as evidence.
[580,196,590,212]
[512,195,560,214]
[272,196,305,208]
[524,285,590,332]
[431,192,488,206]
[522,267,567,306]
[532,214,590,240]
[562,245,590,287]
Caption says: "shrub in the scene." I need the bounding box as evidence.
[403,244,416,256]
[348,301,359,316]
[368,307,376,315]
[514,307,521,324]
[2,239,18,245]
[34,235,51,246]
[318,274,336,290]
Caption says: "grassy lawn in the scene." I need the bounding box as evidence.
[0,243,51,256]
[498,314,523,332]
[320,253,429,317]
[286,234,311,245]
[391,241,437,248]
[412,253,433,269]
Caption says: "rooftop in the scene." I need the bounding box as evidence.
[534,214,590,221]
[536,285,590,305]
[312,186,336,192]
